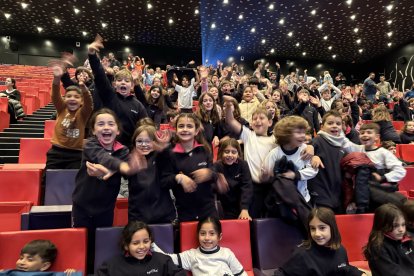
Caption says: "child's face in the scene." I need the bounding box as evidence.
[150,87,161,99]
[321,115,342,136]
[271,91,281,103]
[298,92,309,102]
[309,217,331,247]
[265,102,276,118]
[198,222,222,250]
[181,78,189,87]
[125,229,152,260]
[221,83,230,94]
[305,134,313,144]
[93,114,120,150]
[202,95,214,112]
[222,145,239,165]
[209,87,219,99]
[251,113,271,136]
[135,131,154,155]
[114,76,133,97]
[242,87,253,102]
[64,91,83,112]
[406,122,414,133]
[389,215,406,240]
[359,129,379,149]
[288,128,306,148]
[16,253,50,272]
[321,90,331,101]
[386,145,397,155]
[176,117,198,144]
[153,78,161,86]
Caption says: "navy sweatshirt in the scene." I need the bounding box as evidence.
[277,244,363,276]
[159,144,218,222]
[214,159,253,219]
[88,53,148,146]
[97,253,185,276]
[72,137,129,216]
[308,136,344,210]
[128,151,176,223]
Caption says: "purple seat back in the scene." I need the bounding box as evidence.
[44,169,78,205]
[251,218,304,270]
[94,224,174,273]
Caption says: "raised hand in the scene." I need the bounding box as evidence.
[88,34,104,54]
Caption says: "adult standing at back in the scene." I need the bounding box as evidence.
[377,75,392,103]
[363,72,378,102]
[108,52,121,68]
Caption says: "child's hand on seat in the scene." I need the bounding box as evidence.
[64,268,76,276]
[239,209,252,221]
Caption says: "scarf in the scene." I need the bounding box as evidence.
[317,130,346,147]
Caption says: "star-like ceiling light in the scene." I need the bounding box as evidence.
[279,18,285,25]
[287,31,293,37]
[323,36,328,40]
[328,46,333,50]
[223,0,229,4]
[356,38,361,44]
[358,49,363,53]
[168,18,174,24]
[54,18,61,24]
[295,42,300,47]
[124,35,130,40]
[354,28,359,33]
[346,0,353,5]
[74,8,80,14]
[350,15,356,20]
[4,13,11,19]
[269,4,274,10]
[195,9,199,15]
[147,3,153,10]
[96,0,102,3]
[387,20,392,25]
[237,46,241,51]
[101,22,108,28]
[37,26,43,32]
[250,27,256,33]
[225,35,230,40]
[21,3,28,9]
[82,31,88,36]
[228,56,234,62]
[387,31,393,37]
[211,23,216,29]
[317,23,323,29]
[386,4,393,11]
[387,42,392,47]
[332,54,337,59]
[261,39,266,44]
[311,9,316,15]
[302,52,307,56]
[238,14,243,20]
[270,48,275,53]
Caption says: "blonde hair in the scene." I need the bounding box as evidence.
[274,116,309,145]
[260,99,280,119]
[114,69,133,81]
[372,106,391,122]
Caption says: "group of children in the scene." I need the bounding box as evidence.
[8,33,413,274]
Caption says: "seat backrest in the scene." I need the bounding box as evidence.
[19,138,52,164]
[399,166,414,191]
[0,201,33,231]
[336,214,374,262]
[0,170,42,205]
[398,144,414,162]
[251,218,304,270]
[44,120,56,139]
[94,224,174,273]
[44,169,78,205]
[0,228,87,274]
[180,219,253,271]
[113,198,128,226]
[22,206,72,230]
[392,121,404,131]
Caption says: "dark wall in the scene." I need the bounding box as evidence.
[0,35,201,68]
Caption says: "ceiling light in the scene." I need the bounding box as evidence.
[270,48,275,53]
[317,64,323,68]
[356,38,361,44]
[228,57,234,63]
[238,14,243,20]
[261,39,266,44]
[37,27,43,32]
[353,27,359,33]
[317,23,323,29]
[168,18,174,24]
[195,9,199,14]
[386,4,393,11]
[101,22,107,28]
[4,13,11,19]
[358,49,363,53]
[323,35,328,40]
[211,23,216,29]
[225,35,230,40]
[223,0,229,4]
[302,52,307,56]
[147,3,153,9]
[387,20,392,25]
[328,46,333,50]
[332,54,337,59]
[54,18,60,24]
[295,42,300,47]
[346,0,352,5]
[82,31,88,36]
[287,31,293,37]
[125,47,130,52]
[237,46,241,51]
[250,27,256,33]
[45,40,52,46]
[96,0,102,3]
[279,18,284,25]
[387,42,392,47]
[387,31,393,37]
[350,15,356,20]
[124,35,129,40]
[21,3,28,9]
[269,4,274,10]
[311,9,316,15]
[74,8,80,14]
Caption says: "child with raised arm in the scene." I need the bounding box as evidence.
[172,69,199,113]
[46,59,93,170]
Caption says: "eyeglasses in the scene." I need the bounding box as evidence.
[135,139,152,146]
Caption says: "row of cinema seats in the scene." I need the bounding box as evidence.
[0,216,375,275]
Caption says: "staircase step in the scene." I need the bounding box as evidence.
[3,128,44,134]
[0,132,43,138]
[0,156,19,164]
[0,148,19,156]
[0,137,20,143]
[33,110,55,115]
[22,117,47,122]
[9,123,45,129]
[0,143,20,149]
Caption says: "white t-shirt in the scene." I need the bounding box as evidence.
[175,78,195,109]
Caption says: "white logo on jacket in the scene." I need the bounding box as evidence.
[198,162,207,166]
[147,268,158,274]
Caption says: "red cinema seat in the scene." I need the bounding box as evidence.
[399,166,414,191]
[392,121,404,131]
[44,120,56,138]
[0,201,33,231]
[180,219,254,275]
[19,138,52,164]
[336,214,374,270]
[0,228,87,274]
[0,170,42,205]
[398,144,414,162]
[113,198,128,226]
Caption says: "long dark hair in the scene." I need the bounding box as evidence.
[120,221,153,251]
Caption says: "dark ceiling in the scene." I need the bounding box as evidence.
[0,0,413,63]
